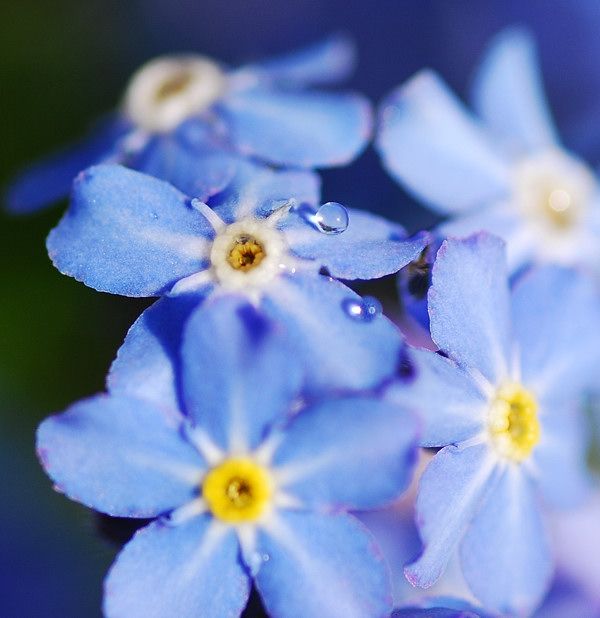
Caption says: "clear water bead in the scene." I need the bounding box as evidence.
[314,202,349,234]
[246,552,270,576]
[342,296,382,322]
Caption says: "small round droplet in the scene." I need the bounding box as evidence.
[314,202,349,234]
[246,551,270,576]
[342,296,382,322]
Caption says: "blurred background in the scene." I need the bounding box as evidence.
[3,1,600,615]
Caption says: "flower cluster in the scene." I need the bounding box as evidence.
[12,29,600,618]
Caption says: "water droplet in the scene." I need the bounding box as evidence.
[342,296,382,322]
[314,202,349,234]
[246,551,270,576]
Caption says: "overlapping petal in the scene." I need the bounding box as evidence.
[255,511,392,618]
[376,71,510,214]
[219,89,371,168]
[273,397,418,510]
[47,165,214,297]
[37,394,202,517]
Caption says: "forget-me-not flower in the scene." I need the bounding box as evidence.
[37,296,419,618]
[388,233,600,615]
[377,28,600,277]
[47,161,427,394]
[7,35,371,214]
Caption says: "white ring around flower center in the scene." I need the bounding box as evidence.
[210,219,288,292]
[123,55,226,133]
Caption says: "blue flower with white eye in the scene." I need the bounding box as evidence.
[377,28,600,278]
[387,233,600,615]
[47,160,427,395]
[7,35,371,214]
[37,296,419,618]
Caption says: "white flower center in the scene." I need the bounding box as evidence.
[123,55,226,133]
[513,149,595,232]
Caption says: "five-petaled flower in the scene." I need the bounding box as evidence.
[388,233,600,615]
[377,28,600,278]
[7,35,371,214]
[37,296,419,618]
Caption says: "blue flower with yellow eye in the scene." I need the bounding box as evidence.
[47,160,427,395]
[7,35,371,214]
[377,28,600,278]
[388,233,600,615]
[37,296,419,618]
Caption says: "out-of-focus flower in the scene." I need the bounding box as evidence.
[387,233,600,615]
[7,35,371,214]
[37,296,419,617]
[47,161,427,394]
[377,28,600,278]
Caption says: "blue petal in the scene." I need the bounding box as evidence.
[472,28,558,155]
[460,466,552,616]
[429,234,511,384]
[181,296,303,451]
[208,159,321,223]
[532,401,590,508]
[107,295,202,413]
[47,165,214,297]
[255,511,392,618]
[132,130,238,201]
[244,34,356,86]
[5,117,129,215]
[376,71,510,214]
[511,266,600,401]
[406,444,500,589]
[387,349,486,447]
[273,397,418,510]
[282,207,428,279]
[37,394,202,517]
[263,274,404,395]
[219,89,372,168]
[104,517,250,618]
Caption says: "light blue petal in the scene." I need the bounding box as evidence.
[208,159,320,223]
[219,89,372,168]
[37,394,202,517]
[387,349,486,447]
[376,71,510,214]
[107,295,202,413]
[244,34,356,86]
[255,511,392,618]
[263,274,403,395]
[532,401,590,508]
[472,28,558,155]
[273,397,418,510]
[5,117,128,215]
[429,234,511,384]
[460,466,552,616]
[511,266,600,401]
[181,296,303,451]
[282,207,428,279]
[406,444,500,589]
[47,165,214,297]
[104,517,250,618]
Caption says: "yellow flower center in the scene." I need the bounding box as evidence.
[227,236,266,272]
[541,187,578,229]
[488,383,540,462]
[154,70,194,102]
[202,458,273,523]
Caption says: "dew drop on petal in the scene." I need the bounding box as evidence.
[246,551,270,576]
[314,202,349,234]
[342,296,382,322]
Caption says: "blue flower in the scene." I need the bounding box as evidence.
[7,35,371,214]
[47,161,427,394]
[37,296,419,617]
[377,28,600,277]
[387,233,600,615]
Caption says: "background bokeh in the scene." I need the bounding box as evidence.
[3,1,600,615]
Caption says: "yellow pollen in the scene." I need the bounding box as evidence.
[154,71,193,102]
[488,383,540,462]
[202,458,272,523]
[227,236,266,272]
